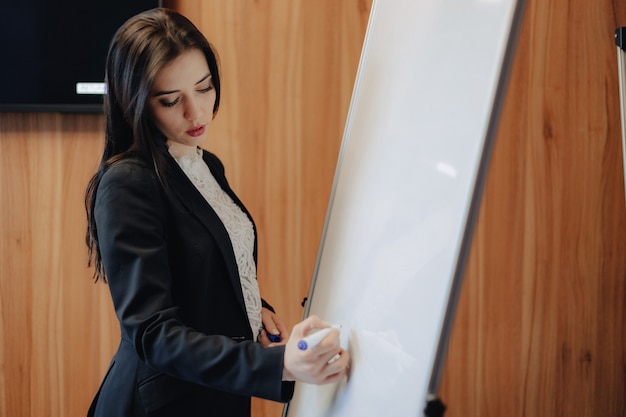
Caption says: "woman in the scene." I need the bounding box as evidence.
[84,8,348,417]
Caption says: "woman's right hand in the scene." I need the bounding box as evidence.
[282,315,350,384]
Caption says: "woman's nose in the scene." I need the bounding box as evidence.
[184,97,202,121]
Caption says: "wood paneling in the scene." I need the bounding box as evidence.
[0,0,624,416]
[0,114,119,416]
[439,0,626,416]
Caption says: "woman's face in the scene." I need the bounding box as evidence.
[148,48,216,148]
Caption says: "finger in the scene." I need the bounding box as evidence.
[297,315,330,337]
[272,315,287,333]
[309,328,341,357]
[321,350,350,382]
[321,345,345,365]
[272,326,289,346]
[265,318,280,335]
[275,320,289,339]
[312,362,348,385]
[258,330,271,347]
[265,317,287,344]
[322,368,348,385]
[261,310,279,334]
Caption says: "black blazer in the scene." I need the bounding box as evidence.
[88,150,294,417]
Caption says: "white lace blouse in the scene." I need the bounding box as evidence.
[168,142,262,339]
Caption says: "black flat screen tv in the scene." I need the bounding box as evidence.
[0,1,161,113]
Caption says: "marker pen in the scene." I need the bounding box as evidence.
[267,333,282,343]
[297,324,341,350]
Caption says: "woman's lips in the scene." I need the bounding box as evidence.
[186,125,206,137]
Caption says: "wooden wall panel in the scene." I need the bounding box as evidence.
[439,0,626,416]
[0,114,119,416]
[1,1,625,417]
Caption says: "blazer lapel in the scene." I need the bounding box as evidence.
[164,155,248,316]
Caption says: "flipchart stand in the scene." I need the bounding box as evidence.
[616,27,626,206]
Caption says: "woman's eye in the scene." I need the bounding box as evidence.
[198,85,213,93]
[160,97,180,108]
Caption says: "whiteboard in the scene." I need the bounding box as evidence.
[284,0,525,416]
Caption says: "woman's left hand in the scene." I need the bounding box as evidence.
[258,307,289,347]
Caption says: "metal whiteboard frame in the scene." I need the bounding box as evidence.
[616,28,626,208]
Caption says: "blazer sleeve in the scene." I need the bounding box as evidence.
[94,159,293,402]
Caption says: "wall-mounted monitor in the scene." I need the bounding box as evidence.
[0,1,161,113]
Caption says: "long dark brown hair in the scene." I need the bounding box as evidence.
[85,8,221,282]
